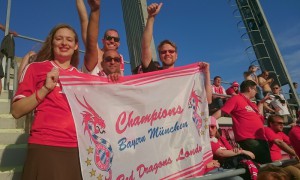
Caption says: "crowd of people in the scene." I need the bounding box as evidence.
[0,1,299,180]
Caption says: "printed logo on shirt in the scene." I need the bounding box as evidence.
[245,105,255,112]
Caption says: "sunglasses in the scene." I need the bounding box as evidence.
[209,125,216,129]
[274,121,284,125]
[272,87,279,89]
[104,56,121,63]
[104,35,120,42]
[160,50,176,54]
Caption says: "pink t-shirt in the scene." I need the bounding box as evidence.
[210,136,233,160]
[289,125,300,158]
[264,127,290,161]
[221,94,266,142]
[14,60,81,147]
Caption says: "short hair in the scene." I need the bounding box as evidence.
[240,80,257,93]
[157,40,177,52]
[293,82,298,86]
[213,76,221,81]
[103,29,119,38]
[267,115,283,127]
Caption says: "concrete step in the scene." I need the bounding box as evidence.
[0,100,10,114]
[0,166,22,180]
[0,114,17,129]
[0,90,9,100]
[0,144,27,167]
[0,114,27,129]
[0,129,28,145]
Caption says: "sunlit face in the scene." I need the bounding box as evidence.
[102,30,120,51]
[270,117,284,132]
[101,50,121,75]
[209,125,217,138]
[159,44,177,68]
[52,28,78,62]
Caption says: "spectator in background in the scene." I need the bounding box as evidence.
[264,115,298,162]
[244,65,263,102]
[257,165,288,180]
[258,70,274,96]
[226,81,239,96]
[289,118,300,158]
[289,82,299,117]
[267,84,294,126]
[211,76,227,109]
[212,80,272,164]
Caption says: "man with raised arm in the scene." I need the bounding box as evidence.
[141,2,212,103]
[76,0,124,76]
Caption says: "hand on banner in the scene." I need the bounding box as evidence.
[198,62,210,74]
[107,72,120,83]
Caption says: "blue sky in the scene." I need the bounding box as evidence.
[1,0,300,93]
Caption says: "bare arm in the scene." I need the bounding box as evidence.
[11,68,58,119]
[141,3,162,68]
[76,0,89,47]
[84,0,100,71]
[215,148,255,159]
[199,62,212,104]
[212,109,222,120]
[274,139,297,157]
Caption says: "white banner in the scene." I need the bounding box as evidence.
[60,63,212,180]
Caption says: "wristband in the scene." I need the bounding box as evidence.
[35,91,43,103]
[43,85,52,92]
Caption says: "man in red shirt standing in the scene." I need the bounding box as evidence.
[264,115,298,161]
[212,80,272,164]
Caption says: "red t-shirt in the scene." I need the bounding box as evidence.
[210,136,233,160]
[264,127,290,161]
[289,125,300,158]
[221,94,266,142]
[14,60,81,147]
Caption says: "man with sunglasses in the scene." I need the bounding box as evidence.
[266,84,294,126]
[79,0,121,82]
[76,0,124,76]
[264,115,298,162]
[141,3,212,104]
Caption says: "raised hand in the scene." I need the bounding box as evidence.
[147,3,163,17]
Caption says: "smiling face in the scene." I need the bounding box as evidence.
[102,30,120,51]
[101,50,121,75]
[158,40,178,69]
[52,28,78,63]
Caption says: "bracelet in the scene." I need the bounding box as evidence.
[35,91,44,103]
[43,85,52,92]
